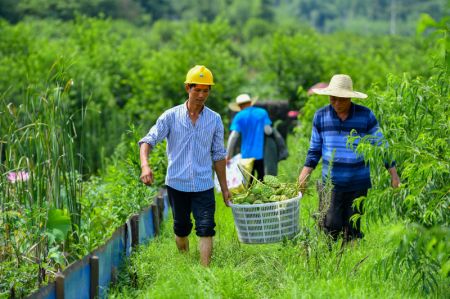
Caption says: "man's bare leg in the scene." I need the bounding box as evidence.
[199,237,213,266]
[175,236,189,251]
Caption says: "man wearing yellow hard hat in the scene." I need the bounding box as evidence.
[139,65,230,266]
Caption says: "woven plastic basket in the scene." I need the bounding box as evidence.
[230,195,301,244]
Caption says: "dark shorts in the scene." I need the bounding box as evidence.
[167,186,216,237]
[251,159,265,183]
[318,183,367,240]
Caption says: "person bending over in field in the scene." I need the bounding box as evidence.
[139,65,231,266]
[298,74,400,241]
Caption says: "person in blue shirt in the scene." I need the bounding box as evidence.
[298,74,400,241]
[226,94,272,181]
[139,65,230,266]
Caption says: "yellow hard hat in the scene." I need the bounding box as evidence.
[184,65,215,85]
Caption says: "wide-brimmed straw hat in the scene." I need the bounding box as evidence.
[312,74,367,99]
[228,94,258,112]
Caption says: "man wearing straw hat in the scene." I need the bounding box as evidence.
[227,93,272,181]
[139,65,231,266]
[298,74,400,241]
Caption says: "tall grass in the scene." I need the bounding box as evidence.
[348,69,450,294]
[0,80,165,297]
[0,81,83,296]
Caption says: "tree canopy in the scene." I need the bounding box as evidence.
[1,0,448,35]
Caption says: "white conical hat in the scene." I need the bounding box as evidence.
[312,74,367,99]
[228,94,258,112]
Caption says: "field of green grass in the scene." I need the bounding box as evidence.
[110,193,424,299]
[110,135,444,299]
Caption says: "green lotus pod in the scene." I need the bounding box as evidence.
[269,195,279,202]
[263,175,281,188]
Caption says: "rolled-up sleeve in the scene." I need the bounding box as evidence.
[211,115,227,161]
[304,113,323,168]
[139,111,170,147]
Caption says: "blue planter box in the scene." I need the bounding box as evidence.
[28,188,169,299]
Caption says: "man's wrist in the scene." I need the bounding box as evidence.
[141,164,150,169]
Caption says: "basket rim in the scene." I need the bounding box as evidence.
[230,194,302,208]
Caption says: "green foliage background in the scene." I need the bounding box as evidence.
[0,14,436,173]
[1,0,448,35]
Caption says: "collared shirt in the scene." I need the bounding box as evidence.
[305,103,390,191]
[230,106,272,160]
[139,102,226,192]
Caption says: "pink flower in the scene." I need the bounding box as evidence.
[288,110,299,118]
[7,171,30,183]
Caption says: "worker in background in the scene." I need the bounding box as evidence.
[226,94,272,181]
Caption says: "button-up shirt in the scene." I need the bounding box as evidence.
[139,102,226,192]
[305,103,392,191]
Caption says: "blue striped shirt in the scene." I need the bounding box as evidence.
[139,102,227,192]
[305,103,390,191]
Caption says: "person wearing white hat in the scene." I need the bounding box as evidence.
[297,74,400,241]
[227,93,272,181]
